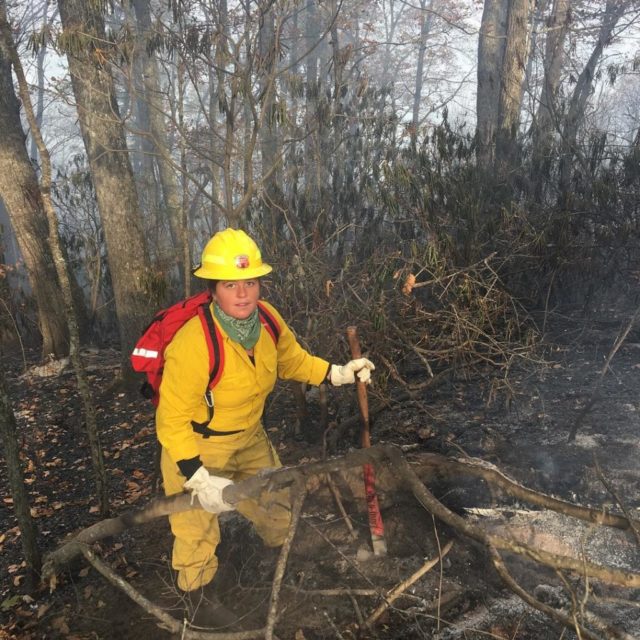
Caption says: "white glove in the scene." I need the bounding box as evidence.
[183,466,235,514]
[329,358,375,386]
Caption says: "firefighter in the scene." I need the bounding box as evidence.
[157,228,374,628]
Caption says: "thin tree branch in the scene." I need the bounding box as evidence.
[488,544,602,640]
[363,539,453,629]
[568,304,640,441]
[420,453,640,533]
[385,447,640,589]
[265,482,307,640]
[592,455,640,545]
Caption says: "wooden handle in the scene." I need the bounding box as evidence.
[346,326,371,448]
[346,325,387,556]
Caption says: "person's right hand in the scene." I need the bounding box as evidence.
[183,466,235,513]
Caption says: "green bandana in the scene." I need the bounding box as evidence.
[213,303,261,349]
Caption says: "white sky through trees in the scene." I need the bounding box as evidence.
[7,1,640,168]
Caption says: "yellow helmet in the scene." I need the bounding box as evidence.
[192,228,273,280]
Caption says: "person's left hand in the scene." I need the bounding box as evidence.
[329,358,375,386]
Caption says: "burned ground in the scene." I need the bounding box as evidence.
[1,310,640,639]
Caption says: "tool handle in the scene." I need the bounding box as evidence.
[346,326,371,448]
[346,325,387,556]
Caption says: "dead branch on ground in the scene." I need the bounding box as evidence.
[418,453,640,533]
[43,445,640,638]
[42,446,388,581]
[385,447,640,588]
[78,543,266,639]
[488,545,602,640]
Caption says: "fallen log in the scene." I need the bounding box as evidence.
[43,444,640,586]
[42,446,389,581]
[419,452,640,533]
[385,447,640,588]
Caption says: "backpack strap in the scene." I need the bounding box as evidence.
[198,303,225,388]
[257,301,281,344]
[196,302,225,424]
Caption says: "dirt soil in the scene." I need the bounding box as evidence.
[1,310,640,640]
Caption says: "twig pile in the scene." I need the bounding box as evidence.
[267,242,543,409]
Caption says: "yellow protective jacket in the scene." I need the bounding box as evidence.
[156,300,329,467]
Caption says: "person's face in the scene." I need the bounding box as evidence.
[213,279,260,319]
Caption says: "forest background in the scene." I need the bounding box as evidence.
[1,0,640,637]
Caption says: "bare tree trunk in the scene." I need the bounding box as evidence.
[179,85,190,296]
[533,0,571,177]
[476,0,508,166]
[0,1,109,515]
[208,0,228,233]
[121,4,151,172]
[241,97,251,219]
[258,1,281,236]
[208,59,220,232]
[0,365,41,577]
[328,0,347,212]
[495,0,534,174]
[303,0,321,234]
[123,0,158,261]
[282,4,302,238]
[29,0,57,164]
[0,42,69,358]
[411,0,434,150]
[558,0,629,203]
[131,0,186,292]
[328,3,342,125]
[520,0,546,112]
[57,0,152,378]
[175,57,191,283]
[380,0,404,117]
[209,13,240,229]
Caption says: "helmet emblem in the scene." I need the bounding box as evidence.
[235,254,250,269]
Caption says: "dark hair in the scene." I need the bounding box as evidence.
[207,280,219,292]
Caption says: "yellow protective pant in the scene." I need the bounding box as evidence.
[161,421,291,592]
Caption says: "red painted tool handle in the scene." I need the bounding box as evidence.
[346,326,387,555]
[363,463,384,536]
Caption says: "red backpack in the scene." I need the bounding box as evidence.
[131,291,281,409]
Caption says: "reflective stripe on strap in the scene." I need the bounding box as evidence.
[132,348,159,358]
